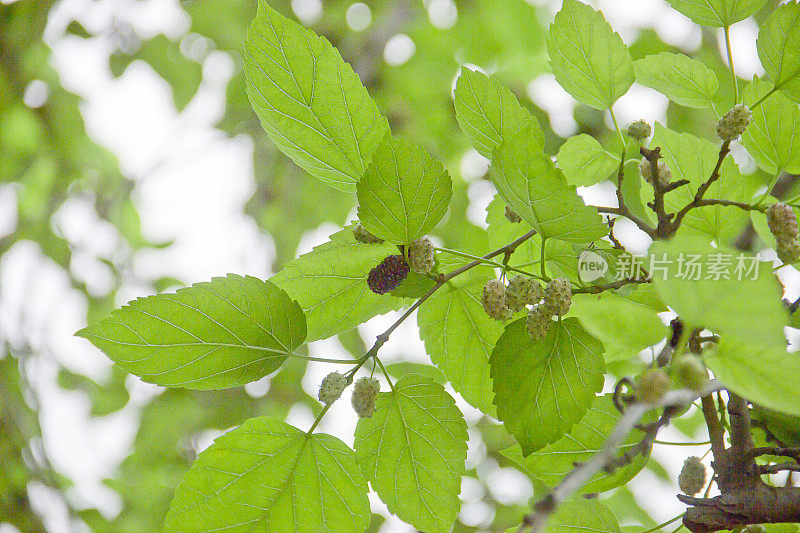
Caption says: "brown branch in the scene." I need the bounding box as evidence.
[747,447,800,462]
[682,394,800,531]
[668,141,732,236]
[701,395,726,460]
[756,462,800,475]
[520,381,726,532]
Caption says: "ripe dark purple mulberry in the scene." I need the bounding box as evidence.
[367,255,410,294]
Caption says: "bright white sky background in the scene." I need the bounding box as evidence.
[0,0,795,531]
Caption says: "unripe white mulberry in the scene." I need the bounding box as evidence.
[408,237,435,274]
[717,103,751,141]
[672,355,708,391]
[543,278,571,316]
[505,206,523,223]
[626,119,651,141]
[766,203,799,241]
[481,279,514,320]
[678,456,706,496]
[318,372,347,404]
[777,239,800,264]
[352,377,380,418]
[639,158,671,188]
[506,275,544,311]
[526,305,552,341]
[634,369,671,403]
[353,223,384,244]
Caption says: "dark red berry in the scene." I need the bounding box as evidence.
[367,255,410,294]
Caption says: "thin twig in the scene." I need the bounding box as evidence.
[669,141,732,235]
[520,381,726,532]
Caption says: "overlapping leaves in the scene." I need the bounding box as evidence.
[490,318,605,455]
[491,125,608,244]
[244,2,389,190]
[354,375,468,533]
[164,418,370,532]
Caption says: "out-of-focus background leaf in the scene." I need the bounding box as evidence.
[1,0,789,531]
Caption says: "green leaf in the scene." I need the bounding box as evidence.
[742,78,800,174]
[666,0,767,26]
[490,318,605,455]
[572,287,667,362]
[547,0,634,109]
[649,236,787,349]
[271,228,407,342]
[164,418,370,532]
[491,125,609,244]
[556,134,620,187]
[354,375,468,533]
[356,136,453,244]
[76,275,306,390]
[501,395,651,494]
[634,52,719,108]
[453,68,542,159]
[547,500,621,533]
[384,362,446,384]
[708,338,800,416]
[650,123,748,242]
[244,2,389,191]
[757,1,800,103]
[418,271,505,413]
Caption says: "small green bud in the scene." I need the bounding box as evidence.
[626,119,651,141]
[678,456,706,496]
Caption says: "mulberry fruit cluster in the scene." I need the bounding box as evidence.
[543,278,571,316]
[526,306,552,341]
[481,279,514,320]
[408,237,435,274]
[634,368,671,403]
[318,372,347,404]
[639,158,671,188]
[352,377,380,418]
[506,275,544,312]
[525,277,571,340]
[368,255,410,294]
[766,202,800,264]
[353,223,384,244]
[504,206,522,223]
[626,119,651,141]
[678,456,706,496]
[716,103,751,141]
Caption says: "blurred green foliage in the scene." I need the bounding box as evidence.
[3,0,795,531]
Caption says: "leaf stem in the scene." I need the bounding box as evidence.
[751,85,778,111]
[288,352,359,365]
[609,107,627,150]
[540,237,548,281]
[653,439,712,447]
[306,402,332,434]
[724,25,738,104]
[374,357,395,392]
